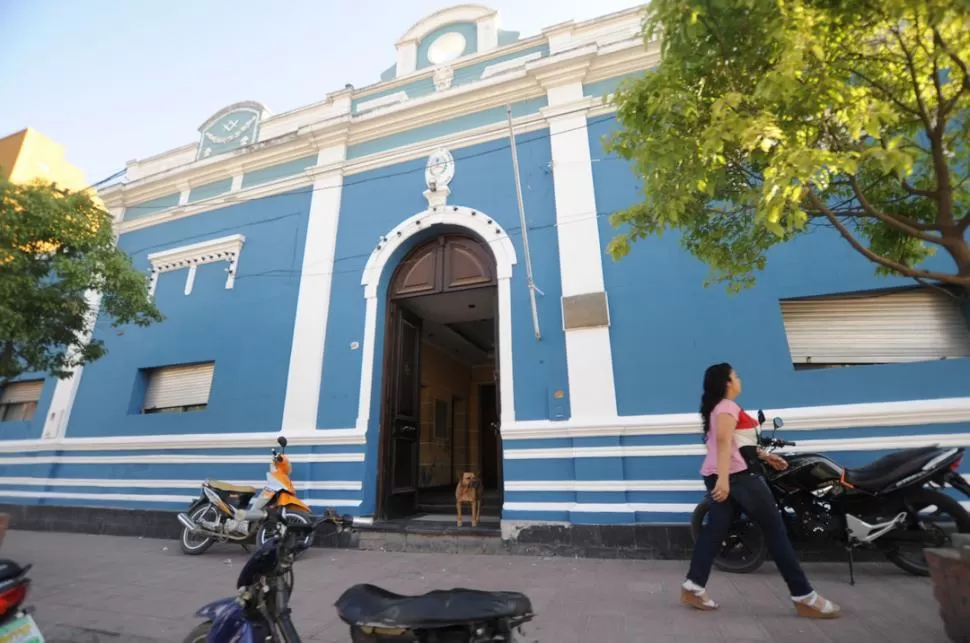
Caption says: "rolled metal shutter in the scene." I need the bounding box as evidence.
[0,380,44,404]
[143,363,214,410]
[780,288,970,364]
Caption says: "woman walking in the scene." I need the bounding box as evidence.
[681,363,841,618]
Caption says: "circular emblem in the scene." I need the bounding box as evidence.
[425,148,455,189]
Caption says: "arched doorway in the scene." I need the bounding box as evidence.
[377,233,502,524]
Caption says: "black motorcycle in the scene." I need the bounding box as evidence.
[183,508,535,643]
[690,411,970,584]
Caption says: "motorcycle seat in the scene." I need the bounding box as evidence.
[842,446,943,492]
[335,583,533,629]
[206,480,259,494]
[0,560,28,584]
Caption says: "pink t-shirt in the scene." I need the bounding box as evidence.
[700,398,748,476]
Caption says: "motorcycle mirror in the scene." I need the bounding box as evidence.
[757,409,766,425]
[277,436,288,448]
[772,417,784,430]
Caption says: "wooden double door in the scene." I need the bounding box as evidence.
[378,234,499,519]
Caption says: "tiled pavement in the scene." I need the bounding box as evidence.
[2,530,950,642]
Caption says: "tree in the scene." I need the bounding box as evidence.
[0,176,163,387]
[606,0,970,295]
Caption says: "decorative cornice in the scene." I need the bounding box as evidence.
[529,45,596,88]
[146,233,245,296]
[104,28,656,231]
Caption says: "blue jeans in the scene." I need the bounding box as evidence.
[686,470,813,597]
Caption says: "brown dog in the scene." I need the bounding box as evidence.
[455,472,483,527]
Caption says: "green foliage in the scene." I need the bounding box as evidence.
[0,177,163,386]
[607,0,970,293]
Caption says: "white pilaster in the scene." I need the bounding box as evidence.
[542,79,618,421]
[42,290,102,439]
[280,144,347,434]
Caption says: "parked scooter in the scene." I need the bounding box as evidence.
[690,410,970,583]
[0,559,43,641]
[177,436,313,555]
[183,508,535,643]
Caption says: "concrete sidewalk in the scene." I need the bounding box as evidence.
[2,530,949,642]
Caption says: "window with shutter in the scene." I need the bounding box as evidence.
[0,380,43,422]
[780,287,970,369]
[142,362,215,413]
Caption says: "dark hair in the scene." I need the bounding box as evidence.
[700,362,734,439]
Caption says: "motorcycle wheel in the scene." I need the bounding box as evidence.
[690,499,768,574]
[257,509,313,558]
[182,622,212,643]
[884,488,970,577]
[180,505,217,556]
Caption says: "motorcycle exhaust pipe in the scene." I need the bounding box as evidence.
[177,513,202,533]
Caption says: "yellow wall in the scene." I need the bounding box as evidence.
[0,128,89,192]
[418,341,472,488]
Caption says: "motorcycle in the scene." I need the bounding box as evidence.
[0,559,43,641]
[690,410,970,584]
[183,508,536,643]
[177,436,313,556]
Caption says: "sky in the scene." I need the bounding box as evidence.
[0,0,641,185]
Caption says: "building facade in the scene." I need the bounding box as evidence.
[1,5,968,541]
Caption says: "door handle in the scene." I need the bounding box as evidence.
[400,425,417,434]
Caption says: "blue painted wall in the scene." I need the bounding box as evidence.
[587,115,970,416]
[66,188,313,438]
[0,374,56,441]
[318,130,569,514]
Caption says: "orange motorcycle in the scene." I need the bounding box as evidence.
[177,436,313,556]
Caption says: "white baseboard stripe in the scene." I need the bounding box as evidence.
[504,433,970,460]
[504,501,970,514]
[503,396,970,439]
[0,397,966,454]
[0,490,362,507]
[505,475,970,493]
[0,477,363,491]
[0,453,365,466]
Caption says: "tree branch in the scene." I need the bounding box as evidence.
[892,27,934,132]
[804,189,970,287]
[848,176,943,239]
[847,67,921,117]
[933,27,970,93]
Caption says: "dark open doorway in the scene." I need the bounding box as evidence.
[377,234,503,526]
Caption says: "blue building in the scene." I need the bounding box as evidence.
[2,5,968,549]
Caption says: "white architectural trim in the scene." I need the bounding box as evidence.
[506,500,968,514]
[542,80,617,421]
[146,233,245,297]
[504,395,970,440]
[506,480,706,492]
[398,4,497,44]
[0,452,364,466]
[41,290,102,440]
[0,476,363,491]
[355,91,410,114]
[281,145,347,434]
[504,501,698,514]
[481,52,544,79]
[7,395,967,455]
[0,490,361,508]
[101,33,652,221]
[358,205,519,431]
[504,432,970,460]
